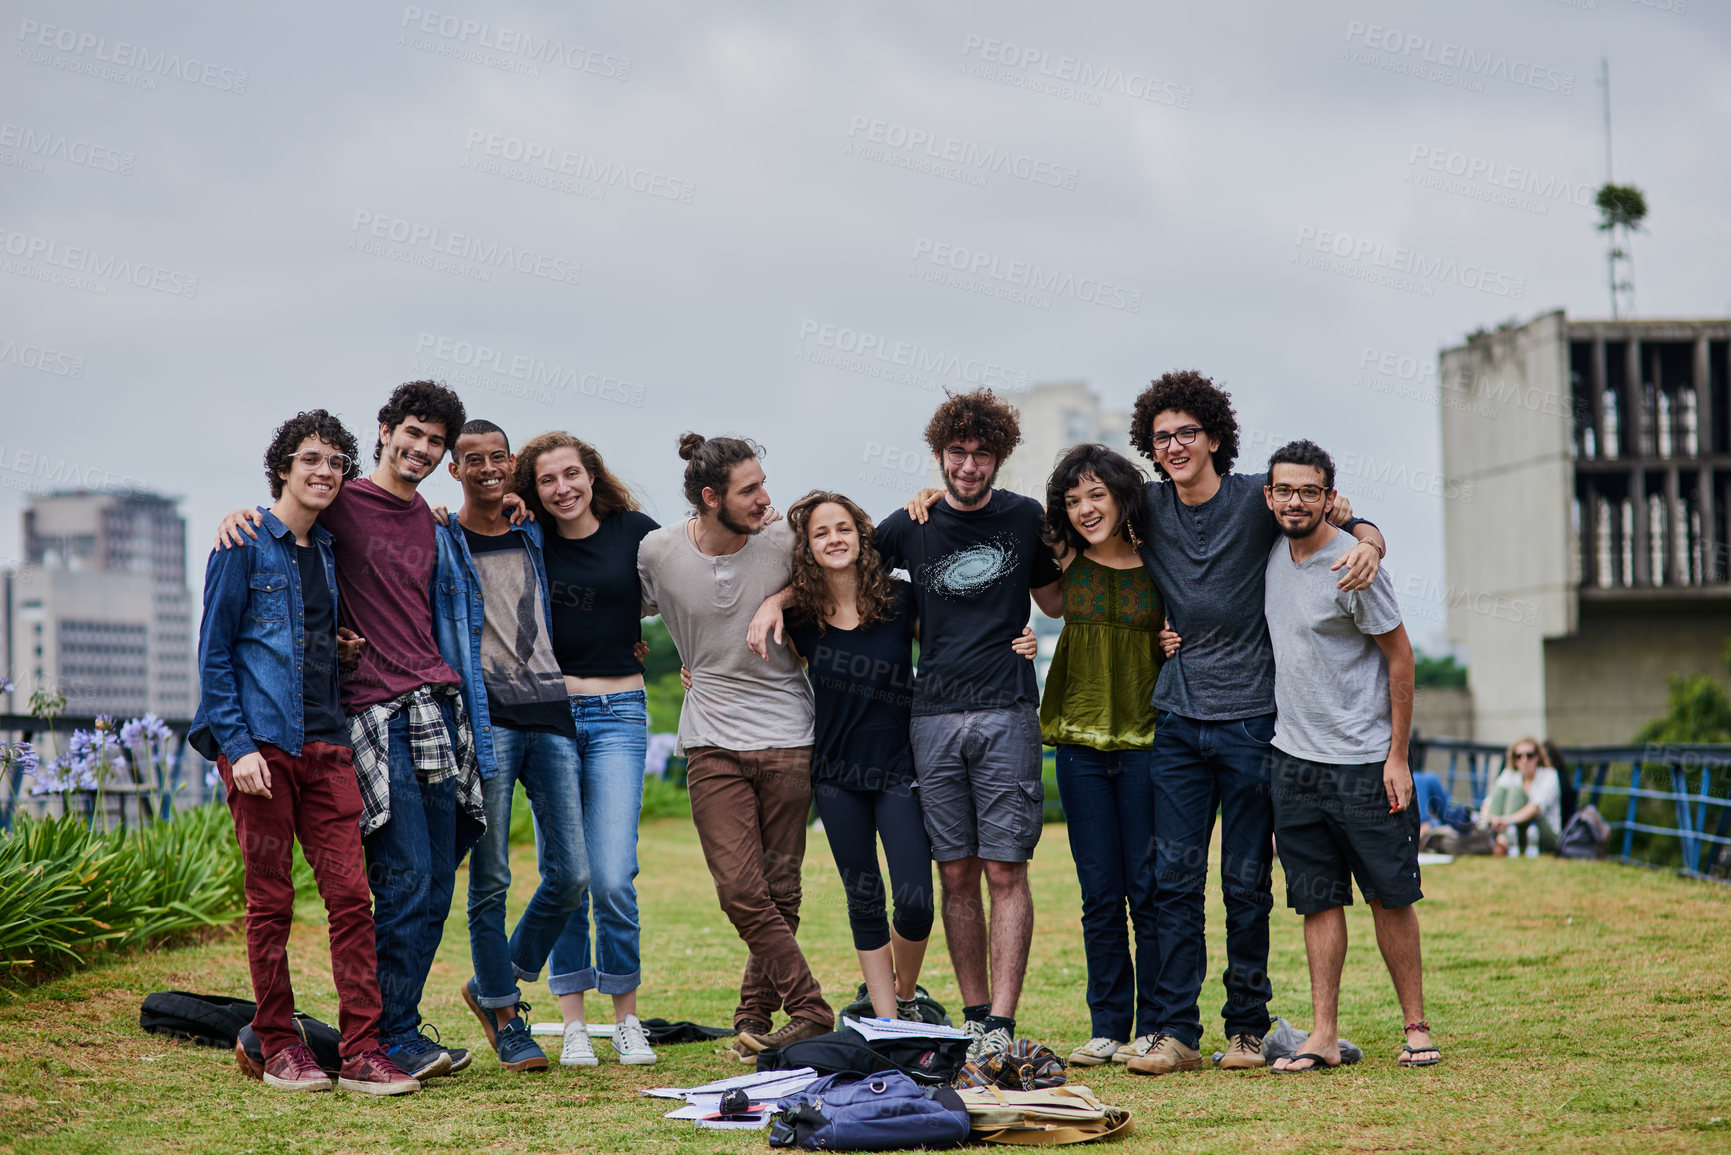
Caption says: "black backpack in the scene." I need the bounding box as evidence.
[237,1014,345,1076]
[756,1025,971,1086]
[138,991,257,1049]
[837,982,952,1027]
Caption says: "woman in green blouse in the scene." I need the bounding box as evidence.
[1038,443,1165,1069]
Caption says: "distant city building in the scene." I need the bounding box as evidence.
[1438,310,1731,744]
[4,492,196,720]
[997,380,1132,501]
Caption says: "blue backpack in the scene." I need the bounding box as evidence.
[768,1070,970,1151]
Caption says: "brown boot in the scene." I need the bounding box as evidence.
[1126,1033,1204,1076]
[1218,1032,1267,1070]
[723,1021,770,1065]
[738,1017,833,1054]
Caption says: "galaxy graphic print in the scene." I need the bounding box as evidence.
[924,536,1018,598]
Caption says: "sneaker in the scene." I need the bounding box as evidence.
[417,1023,470,1076]
[385,1035,453,1081]
[976,1026,1013,1059]
[263,1043,333,1092]
[459,978,501,1050]
[1112,1033,1159,1063]
[560,1022,599,1068]
[496,1011,550,1072]
[962,1019,988,1061]
[612,1013,658,1066]
[738,1017,833,1053]
[1218,1032,1266,1070]
[337,1047,421,1096]
[895,998,923,1023]
[723,1021,770,1065]
[1126,1032,1204,1076]
[1068,1037,1126,1067]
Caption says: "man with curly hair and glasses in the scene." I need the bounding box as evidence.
[216,381,484,1083]
[191,411,420,1095]
[863,388,1063,1060]
[1121,370,1387,1078]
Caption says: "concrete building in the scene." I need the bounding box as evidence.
[1438,310,1731,745]
[4,492,196,720]
[997,380,1133,502]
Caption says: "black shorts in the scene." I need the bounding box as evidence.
[1270,750,1422,915]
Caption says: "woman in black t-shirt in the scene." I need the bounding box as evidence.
[513,432,660,1068]
[778,490,1037,1021]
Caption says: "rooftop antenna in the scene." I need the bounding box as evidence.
[1596,58,1645,319]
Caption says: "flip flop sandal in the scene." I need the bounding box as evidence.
[1398,1044,1442,1067]
[1274,1052,1337,1073]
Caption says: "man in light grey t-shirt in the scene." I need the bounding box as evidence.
[637,433,832,1060]
[1259,439,1439,1073]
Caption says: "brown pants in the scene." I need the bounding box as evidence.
[685,745,833,1030]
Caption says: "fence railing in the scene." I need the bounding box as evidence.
[0,713,204,831]
[1413,736,1731,881]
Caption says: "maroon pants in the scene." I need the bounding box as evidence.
[220,742,382,1060]
[685,746,833,1030]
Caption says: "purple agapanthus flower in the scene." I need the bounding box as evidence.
[0,740,38,777]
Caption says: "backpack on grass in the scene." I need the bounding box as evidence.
[138,991,256,1049]
[235,1014,344,1077]
[757,1025,971,1086]
[837,982,952,1026]
[1558,804,1611,860]
[768,1070,970,1151]
[954,1039,1068,1091]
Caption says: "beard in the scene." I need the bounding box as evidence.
[718,503,763,536]
[942,466,994,508]
[1278,511,1324,539]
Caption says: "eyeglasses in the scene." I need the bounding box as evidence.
[1267,484,1327,504]
[1150,425,1204,451]
[944,447,995,467]
[290,450,355,476]
[1512,750,1540,762]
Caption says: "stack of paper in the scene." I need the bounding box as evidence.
[643,1067,822,1130]
[843,1016,971,1041]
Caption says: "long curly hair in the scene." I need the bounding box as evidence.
[784,490,899,632]
[1042,443,1149,560]
[923,387,1022,463]
[513,431,641,522]
[1128,369,1239,479]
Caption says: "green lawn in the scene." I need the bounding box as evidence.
[2,818,1729,1153]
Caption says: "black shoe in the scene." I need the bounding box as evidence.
[418,1023,470,1076]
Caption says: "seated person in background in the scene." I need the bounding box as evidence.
[1412,770,1450,845]
[1480,737,1562,855]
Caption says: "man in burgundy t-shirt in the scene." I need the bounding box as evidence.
[221,381,479,1081]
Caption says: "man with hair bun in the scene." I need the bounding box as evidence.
[636,433,833,1060]
[876,388,1063,1060]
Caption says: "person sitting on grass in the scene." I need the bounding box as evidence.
[1480,737,1562,856]
[1255,440,1440,1073]
[189,411,420,1096]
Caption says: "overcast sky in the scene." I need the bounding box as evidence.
[4,0,1728,656]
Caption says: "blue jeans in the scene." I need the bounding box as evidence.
[363,696,460,1048]
[544,691,648,996]
[1054,745,1160,1042]
[1146,711,1275,1049]
[466,725,588,1010]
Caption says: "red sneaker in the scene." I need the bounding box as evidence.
[262,1043,333,1092]
[338,1047,422,1096]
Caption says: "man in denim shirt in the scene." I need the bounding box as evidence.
[433,420,588,1073]
[191,410,419,1096]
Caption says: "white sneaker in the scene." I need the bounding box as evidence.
[1113,1033,1159,1063]
[560,1022,598,1068]
[611,1014,657,1066]
[977,1026,1013,1058]
[963,1019,988,1061]
[1069,1036,1126,1067]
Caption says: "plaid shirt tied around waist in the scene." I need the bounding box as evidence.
[348,684,485,837]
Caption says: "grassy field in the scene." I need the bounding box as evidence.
[2,817,1729,1153]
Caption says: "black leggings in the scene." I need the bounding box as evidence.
[814,780,935,951]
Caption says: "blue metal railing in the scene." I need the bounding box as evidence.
[1413,736,1731,881]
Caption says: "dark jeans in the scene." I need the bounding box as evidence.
[220,741,381,1061]
[363,697,460,1048]
[1054,745,1160,1042]
[1146,711,1275,1049]
[813,779,934,951]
